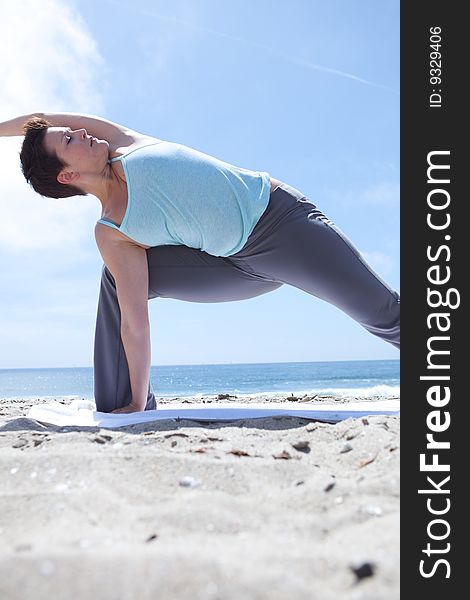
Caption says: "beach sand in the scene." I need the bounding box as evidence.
[0,394,399,600]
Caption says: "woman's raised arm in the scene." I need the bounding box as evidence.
[0,112,149,148]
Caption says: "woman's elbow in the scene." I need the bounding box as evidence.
[121,316,149,336]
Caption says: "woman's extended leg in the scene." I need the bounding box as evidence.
[230,182,400,348]
[93,246,281,412]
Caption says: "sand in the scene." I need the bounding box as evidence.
[0,394,400,600]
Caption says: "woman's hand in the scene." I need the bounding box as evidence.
[112,402,146,414]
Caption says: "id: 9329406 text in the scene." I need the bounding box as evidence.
[429,26,443,109]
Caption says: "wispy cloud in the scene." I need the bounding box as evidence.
[0,0,107,368]
[0,0,107,253]
[103,0,396,93]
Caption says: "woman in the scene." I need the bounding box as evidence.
[1,112,400,413]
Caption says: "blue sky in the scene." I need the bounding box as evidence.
[0,0,399,368]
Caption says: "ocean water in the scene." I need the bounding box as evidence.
[0,360,399,400]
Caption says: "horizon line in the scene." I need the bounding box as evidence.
[1,358,400,371]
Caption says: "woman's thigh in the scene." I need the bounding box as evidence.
[146,244,282,302]
[230,184,400,324]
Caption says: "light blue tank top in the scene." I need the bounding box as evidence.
[96,141,271,257]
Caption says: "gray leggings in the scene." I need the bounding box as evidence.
[94,182,400,412]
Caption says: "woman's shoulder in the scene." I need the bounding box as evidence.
[108,135,164,161]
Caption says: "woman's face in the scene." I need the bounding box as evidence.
[43,126,109,175]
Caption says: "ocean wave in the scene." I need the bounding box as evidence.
[314,384,400,398]
[161,384,400,401]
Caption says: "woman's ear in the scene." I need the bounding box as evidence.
[57,170,79,185]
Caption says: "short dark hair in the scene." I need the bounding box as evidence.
[19,117,86,199]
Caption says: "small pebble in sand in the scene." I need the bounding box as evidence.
[273,450,292,460]
[92,434,112,444]
[291,440,310,453]
[146,534,158,542]
[12,439,28,449]
[350,561,376,581]
[324,481,336,493]
[362,504,383,517]
[305,423,317,431]
[10,467,19,475]
[340,443,353,454]
[227,449,251,457]
[179,476,202,488]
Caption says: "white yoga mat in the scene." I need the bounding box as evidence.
[26,399,400,428]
